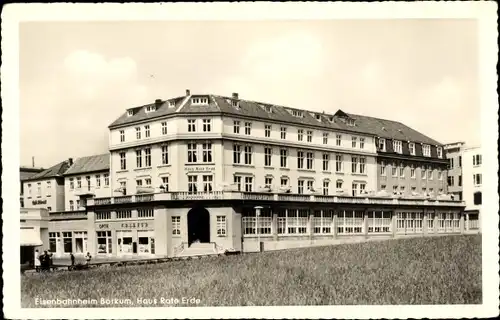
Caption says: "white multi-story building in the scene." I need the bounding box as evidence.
[462,146,482,231]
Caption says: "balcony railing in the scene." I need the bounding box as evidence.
[49,210,87,220]
[86,191,466,207]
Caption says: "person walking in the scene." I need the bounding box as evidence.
[70,253,75,266]
[34,249,41,272]
[85,252,92,266]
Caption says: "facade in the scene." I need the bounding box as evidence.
[39,90,479,259]
[22,159,72,212]
[20,166,44,208]
[444,142,465,201]
[20,208,49,264]
[461,146,482,231]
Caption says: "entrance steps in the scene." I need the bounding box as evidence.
[175,242,224,257]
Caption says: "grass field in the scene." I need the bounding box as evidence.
[21,234,482,307]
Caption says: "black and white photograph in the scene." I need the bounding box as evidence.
[2,2,499,319]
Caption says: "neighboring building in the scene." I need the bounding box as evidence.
[60,89,473,260]
[22,159,73,212]
[20,208,49,265]
[20,166,44,208]
[462,146,482,231]
[64,154,111,211]
[444,142,465,201]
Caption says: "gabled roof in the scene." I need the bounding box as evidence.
[20,167,44,181]
[24,160,71,182]
[64,154,110,176]
[108,92,443,146]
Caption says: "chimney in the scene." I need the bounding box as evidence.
[186,89,191,96]
[32,156,35,168]
[155,99,162,108]
[232,92,239,100]
[68,158,73,166]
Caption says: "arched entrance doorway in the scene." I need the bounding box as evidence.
[187,206,210,246]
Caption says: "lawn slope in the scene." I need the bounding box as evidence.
[21,234,481,306]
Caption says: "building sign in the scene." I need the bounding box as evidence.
[32,199,47,205]
[98,224,110,229]
[185,166,215,172]
[121,222,149,229]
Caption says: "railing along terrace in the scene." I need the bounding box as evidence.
[87,191,465,207]
[49,210,87,220]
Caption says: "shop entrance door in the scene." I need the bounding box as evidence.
[187,206,210,246]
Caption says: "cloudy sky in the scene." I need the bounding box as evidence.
[20,19,480,168]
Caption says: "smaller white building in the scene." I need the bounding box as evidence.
[461,146,482,231]
[20,208,49,265]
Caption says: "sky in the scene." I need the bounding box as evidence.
[19,19,480,168]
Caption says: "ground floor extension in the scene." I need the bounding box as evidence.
[46,193,480,258]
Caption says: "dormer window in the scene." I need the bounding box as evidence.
[328,116,335,123]
[315,114,322,121]
[437,147,443,158]
[378,138,386,151]
[260,104,272,113]
[168,100,176,108]
[393,140,402,154]
[192,97,209,105]
[127,110,134,117]
[408,142,415,155]
[145,105,156,113]
[289,109,303,118]
[346,118,356,126]
[422,144,431,157]
[231,100,240,109]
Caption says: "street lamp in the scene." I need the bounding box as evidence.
[254,206,263,252]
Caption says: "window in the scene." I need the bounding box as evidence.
[422,144,431,157]
[337,210,364,234]
[62,232,73,253]
[322,133,328,144]
[243,208,272,235]
[298,180,305,194]
[145,178,151,186]
[188,176,198,193]
[351,157,358,173]
[297,151,304,169]
[161,177,169,192]
[473,154,482,166]
[192,97,208,104]
[69,200,74,211]
[120,130,125,142]
[233,176,242,191]
[86,176,91,191]
[135,150,143,168]
[120,181,127,195]
[244,176,253,192]
[96,175,101,188]
[161,145,169,165]
[172,216,181,236]
[409,143,415,155]
[410,165,416,179]
[233,121,240,134]
[367,211,391,233]
[458,175,462,187]
[378,138,386,151]
[291,109,303,117]
[137,179,143,188]
[119,152,126,170]
[96,231,112,254]
[265,125,271,138]
[280,149,288,168]
[233,144,241,164]
[421,166,426,179]
[49,232,59,252]
[161,122,168,135]
[437,147,443,158]
[144,148,151,167]
[359,137,365,149]
[188,143,197,163]
[96,211,111,220]
[335,155,343,172]
[336,180,343,190]
[203,175,213,192]
[265,177,273,188]
[217,216,227,236]
[306,152,314,170]
[244,146,252,165]
[76,177,82,189]
[473,174,482,186]
[392,163,398,177]
[458,156,462,167]
[127,110,134,116]
[322,153,330,171]
[306,130,313,143]
[399,164,405,177]
[202,143,212,163]
[438,170,443,180]
[352,136,357,148]
[336,134,342,146]
[297,129,304,141]
[144,125,150,138]
[188,119,196,132]
[69,178,74,190]
[264,147,272,167]
[427,166,433,180]
[473,192,482,205]
[313,210,333,234]
[380,161,386,176]
[36,183,42,197]
[138,208,154,218]
[393,140,402,154]
[280,127,287,139]
[46,181,51,194]
[359,157,366,174]
[448,176,454,186]
[135,127,141,139]
[104,174,109,186]
[202,119,211,132]
[286,209,308,234]
[307,180,314,192]
[322,180,330,196]
[116,210,132,219]
[352,182,361,196]
[449,158,454,169]
[244,122,252,135]
[280,177,288,188]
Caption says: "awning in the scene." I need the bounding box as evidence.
[20,228,42,247]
